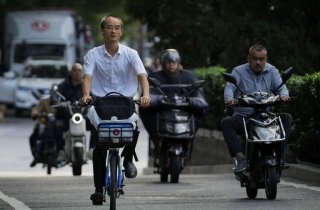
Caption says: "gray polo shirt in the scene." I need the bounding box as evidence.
[224,63,289,117]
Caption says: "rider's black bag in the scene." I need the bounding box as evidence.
[94,92,135,120]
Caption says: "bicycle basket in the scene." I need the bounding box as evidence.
[157,109,195,138]
[95,94,135,120]
[97,122,135,146]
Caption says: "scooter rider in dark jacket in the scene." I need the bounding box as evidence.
[139,49,208,150]
[55,63,85,164]
[57,63,83,103]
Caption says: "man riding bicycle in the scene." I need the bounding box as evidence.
[79,15,150,205]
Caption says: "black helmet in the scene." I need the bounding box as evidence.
[161,49,180,63]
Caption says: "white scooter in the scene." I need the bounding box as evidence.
[61,101,88,176]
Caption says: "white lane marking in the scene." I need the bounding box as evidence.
[0,189,31,210]
[281,180,320,192]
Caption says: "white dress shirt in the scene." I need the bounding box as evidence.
[83,44,147,97]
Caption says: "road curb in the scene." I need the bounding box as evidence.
[282,163,320,185]
[143,163,320,185]
[144,128,320,185]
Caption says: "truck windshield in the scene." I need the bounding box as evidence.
[23,65,69,78]
[14,44,65,63]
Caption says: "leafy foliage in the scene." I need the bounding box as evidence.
[127,0,320,74]
[194,66,226,129]
[284,73,320,163]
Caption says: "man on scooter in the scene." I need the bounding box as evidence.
[220,44,292,174]
[55,63,85,165]
[29,85,62,167]
[139,49,208,155]
[29,63,85,167]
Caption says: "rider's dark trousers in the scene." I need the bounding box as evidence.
[220,113,292,157]
[90,126,137,191]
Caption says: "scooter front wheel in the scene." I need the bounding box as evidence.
[47,153,55,175]
[246,180,258,199]
[72,147,83,176]
[265,166,277,200]
[170,155,181,183]
[160,170,169,182]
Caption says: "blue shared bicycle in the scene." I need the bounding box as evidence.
[85,93,139,209]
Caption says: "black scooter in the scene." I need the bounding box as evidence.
[34,112,59,175]
[222,67,293,200]
[148,77,204,183]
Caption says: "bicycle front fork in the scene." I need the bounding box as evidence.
[105,150,125,196]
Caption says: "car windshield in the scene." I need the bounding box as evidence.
[23,64,69,78]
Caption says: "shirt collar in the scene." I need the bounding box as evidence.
[102,43,123,57]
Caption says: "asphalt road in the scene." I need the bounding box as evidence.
[1,174,320,210]
[1,110,320,209]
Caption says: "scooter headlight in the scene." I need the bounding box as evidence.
[72,113,83,124]
[253,125,281,141]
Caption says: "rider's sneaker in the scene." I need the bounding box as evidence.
[86,149,93,160]
[90,192,104,205]
[30,159,37,167]
[281,162,290,169]
[234,153,246,174]
[123,161,137,178]
[56,150,66,167]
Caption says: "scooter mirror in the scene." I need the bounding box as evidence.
[281,67,293,83]
[272,67,294,94]
[192,80,205,88]
[31,89,41,100]
[222,73,237,86]
[222,72,244,95]
[148,77,161,87]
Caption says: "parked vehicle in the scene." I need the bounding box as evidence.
[148,77,205,183]
[222,67,293,200]
[3,10,93,75]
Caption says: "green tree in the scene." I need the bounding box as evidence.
[127,0,320,74]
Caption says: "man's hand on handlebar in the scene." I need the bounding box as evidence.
[140,95,151,108]
[79,95,92,107]
[226,99,238,106]
[280,95,289,101]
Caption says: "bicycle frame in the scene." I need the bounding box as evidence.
[84,94,140,209]
[105,148,124,197]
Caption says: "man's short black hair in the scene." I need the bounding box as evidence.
[100,15,123,29]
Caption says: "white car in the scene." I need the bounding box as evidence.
[14,57,71,116]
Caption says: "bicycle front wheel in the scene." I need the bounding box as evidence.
[110,155,117,210]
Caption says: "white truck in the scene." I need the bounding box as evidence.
[2,10,92,74]
[0,10,93,113]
